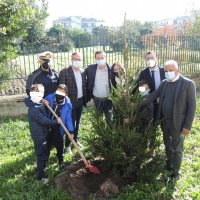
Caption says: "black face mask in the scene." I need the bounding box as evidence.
[42,61,49,69]
[113,72,119,78]
[55,94,65,102]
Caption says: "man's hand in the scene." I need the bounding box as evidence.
[42,99,49,106]
[124,118,130,124]
[63,66,69,69]
[68,134,74,140]
[57,117,62,124]
[182,128,190,135]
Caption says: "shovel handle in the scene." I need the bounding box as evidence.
[45,103,89,167]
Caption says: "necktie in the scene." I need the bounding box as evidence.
[151,71,157,104]
[151,71,155,91]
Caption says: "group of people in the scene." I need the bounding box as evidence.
[25,50,196,182]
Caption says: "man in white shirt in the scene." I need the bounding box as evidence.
[137,51,165,120]
[85,50,112,122]
[59,52,87,154]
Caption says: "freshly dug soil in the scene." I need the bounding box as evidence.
[54,158,134,200]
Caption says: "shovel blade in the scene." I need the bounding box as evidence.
[87,164,100,174]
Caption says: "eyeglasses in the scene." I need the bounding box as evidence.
[145,57,155,61]
[72,58,82,61]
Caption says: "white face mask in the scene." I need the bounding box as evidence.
[165,71,176,81]
[146,60,156,68]
[139,87,148,96]
[30,92,44,104]
[73,61,82,68]
[139,86,146,92]
[96,59,105,66]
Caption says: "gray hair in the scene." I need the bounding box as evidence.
[164,60,178,69]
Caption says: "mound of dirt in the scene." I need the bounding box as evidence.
[54,159,134,200]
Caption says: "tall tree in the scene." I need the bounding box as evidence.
[105,20,154,51]
[25,1,48,45]
[0,0,48,88]
[140,21,154,36]
[68,28,93,48]
[184,9,200,36]
[47,24,68,37]
[0,0,48,38]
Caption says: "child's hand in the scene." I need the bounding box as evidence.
[124,118,130,124]
[42,99,49,106]
[57,117,62,124]
[68,134,74,140]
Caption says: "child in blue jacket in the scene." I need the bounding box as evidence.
[45,84,74,168]
[25,84,61,182]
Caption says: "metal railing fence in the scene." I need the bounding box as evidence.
[0,35,200,95]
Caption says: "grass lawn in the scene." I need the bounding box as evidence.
[0,89,200,200]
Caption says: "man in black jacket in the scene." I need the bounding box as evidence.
[140,60,196,179]
[26,51,59,98]
[137,51,165,120]
[85,50,112,122]
[25,84,61,182]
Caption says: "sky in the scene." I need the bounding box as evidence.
[45,0,200,28]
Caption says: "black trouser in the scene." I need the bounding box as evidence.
[47,128,64,164]
[93,98,113,123]
[161,119,185,175]
[150,103,159,149]
[153,103,159,122]
[66,97,83,147]
[33,138,48,180]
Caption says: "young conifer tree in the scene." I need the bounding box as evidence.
[87,22,163,179]
[87,72,163,180]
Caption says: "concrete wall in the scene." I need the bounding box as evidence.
[0,94,28,117]
[0,76,199,117]
[0,94,94,117]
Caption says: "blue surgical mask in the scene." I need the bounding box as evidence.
[165,71,176,81]
[140,91,149,96]
[97,59,105,66]
[73,61,82,68]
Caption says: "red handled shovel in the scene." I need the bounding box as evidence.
[45,103,100,174]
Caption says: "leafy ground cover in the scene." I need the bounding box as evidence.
[0,89,199,200]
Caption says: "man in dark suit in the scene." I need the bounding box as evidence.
[85,50,112,122]
[137,51,165,120]
[141,60,196,179]
[59,52,87,154]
